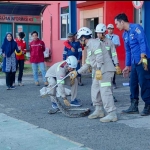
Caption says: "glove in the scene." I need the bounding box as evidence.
[138,54,148,71]
[115,66,122,75]
[70,77,75,86]
[88,66,92,73]
[70,70,78,80]
[15,50,22,56]
[95,70,102,80]
[63,97,70,107]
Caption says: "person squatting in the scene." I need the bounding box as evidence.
[44,13,150,122]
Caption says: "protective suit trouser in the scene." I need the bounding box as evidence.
[92,69,114,97]
[130,59,150,105]
[48,77,78,102]
[91,72,116,113]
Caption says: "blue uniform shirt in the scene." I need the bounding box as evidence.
[123,23,150,66]
[63,41,82,60]
[106,34,121,46]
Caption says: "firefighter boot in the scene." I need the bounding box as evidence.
[100,110,118,122]
[88,105,105,119]
[141,104,150,116]
[122,99,139,114]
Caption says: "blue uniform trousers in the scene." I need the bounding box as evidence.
[130,59,150,105]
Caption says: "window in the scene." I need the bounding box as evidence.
[60,7,69,39]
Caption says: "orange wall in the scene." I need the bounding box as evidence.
[78,2,104,26]
[105,1,134,69]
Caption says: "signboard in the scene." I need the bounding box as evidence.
[132,1,144,9]
[0,14,41,23]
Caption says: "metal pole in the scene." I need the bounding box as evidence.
[139,8,141,25]
[69,1,77,33]
[142,1,145,29]
[40,72,72,97]
[47,72,71,90]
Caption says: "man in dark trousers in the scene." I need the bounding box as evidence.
[63,33,83,86]
[114,13,150,116]
[14,32,26,86]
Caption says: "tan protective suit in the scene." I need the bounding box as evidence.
[45,61,78,102]
[96,37,119,92]
[78,39,116,113]
[96,38,119,65]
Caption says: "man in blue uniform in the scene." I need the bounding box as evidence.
[114,13,150,116]
[63,33,83,86]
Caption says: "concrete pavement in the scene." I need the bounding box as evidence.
[0,113,91,150]
[0,74,150,150]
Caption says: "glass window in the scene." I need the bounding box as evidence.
[60,7,69,39]
[61,15,67,39]
[67,15,69,34]
[61,7,69,14]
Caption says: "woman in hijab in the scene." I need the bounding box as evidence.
[1,33,21,90]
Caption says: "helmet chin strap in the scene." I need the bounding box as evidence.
[80,38,86,47]
[100,33,105,41]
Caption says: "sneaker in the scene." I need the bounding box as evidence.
[18,82,24,86]
[52,102,58,109]
[113,96,118,102]
[70,99,82,107]
[113,84,117,89]
[10,86,16,90]
[6,86,11,90]
[35,82,40,86]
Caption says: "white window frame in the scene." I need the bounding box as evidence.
[60,7,69,40]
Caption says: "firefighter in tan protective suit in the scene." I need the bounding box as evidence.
[70,27,119,122]
[95,23,121,102]
[45,56,82,111]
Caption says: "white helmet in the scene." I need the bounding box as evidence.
[66,56,78,69]
[76,27,92,40]
[107,24,114,29]
[95,23,106,33]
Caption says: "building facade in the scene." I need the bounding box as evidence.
[0,1,135,69]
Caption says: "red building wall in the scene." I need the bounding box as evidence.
[105,1,134,69]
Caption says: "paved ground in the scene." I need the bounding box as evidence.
[0,74,150,150]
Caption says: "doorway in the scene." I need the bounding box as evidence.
[85,17,99,38]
